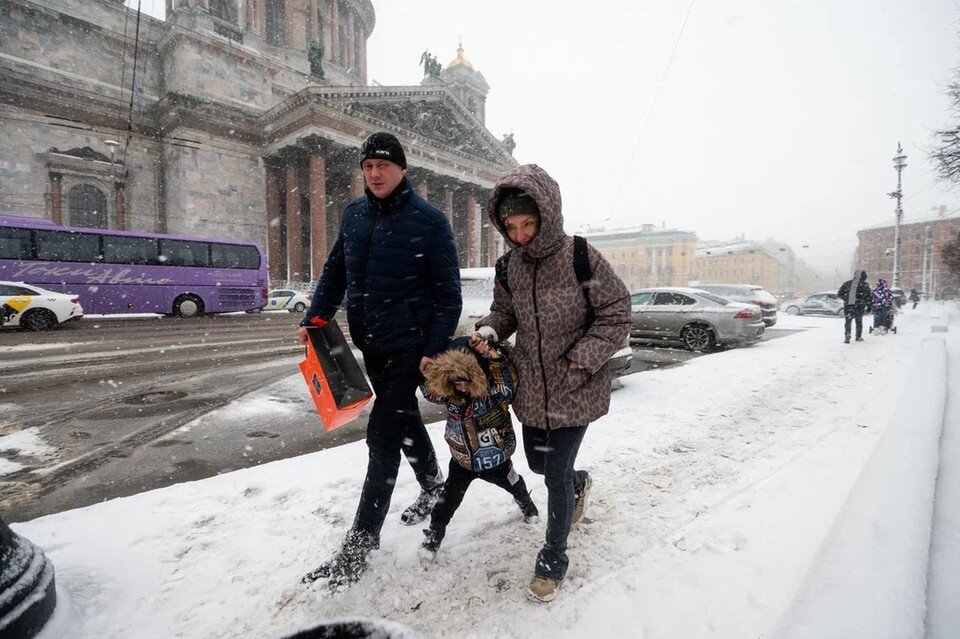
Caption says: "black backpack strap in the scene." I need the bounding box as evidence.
[495,251,512,295]
[573,235,594,328]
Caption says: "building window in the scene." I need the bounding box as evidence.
[69,184,108,229]
[209,0,238,23]
[265,0,285,46]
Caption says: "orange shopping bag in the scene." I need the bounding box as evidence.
[299,320,373,431]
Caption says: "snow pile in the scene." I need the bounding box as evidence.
[11,307,959,639]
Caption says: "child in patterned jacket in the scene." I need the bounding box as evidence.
[418,335,539,560]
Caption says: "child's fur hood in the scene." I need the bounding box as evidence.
[424,348,488,398]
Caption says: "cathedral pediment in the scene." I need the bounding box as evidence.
[265,86,517,172]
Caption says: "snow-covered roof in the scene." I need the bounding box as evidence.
[860,209,960,231]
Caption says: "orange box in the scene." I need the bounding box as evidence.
[299,320,373,431]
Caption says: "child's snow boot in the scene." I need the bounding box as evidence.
[418,527,444,562]
[516,492,540,524]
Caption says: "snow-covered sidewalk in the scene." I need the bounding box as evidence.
[14,305,960,639]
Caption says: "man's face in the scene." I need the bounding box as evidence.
[504,213,540,247]
[361,159,406,199]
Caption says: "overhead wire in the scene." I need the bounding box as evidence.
[120,0,144,180]
[609,0,697,217]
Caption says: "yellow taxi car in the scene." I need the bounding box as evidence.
[0,281,84,331]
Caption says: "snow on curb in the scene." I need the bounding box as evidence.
[777,338,948,639]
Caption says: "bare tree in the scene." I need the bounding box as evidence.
[933,71,960,184]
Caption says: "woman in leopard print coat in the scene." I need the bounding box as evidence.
[473,163,631,602]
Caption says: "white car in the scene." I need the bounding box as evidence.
[266,289,311,312]
[0,281,84,330]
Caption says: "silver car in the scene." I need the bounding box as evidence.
[779,292,844,316]
[630,287,765,352]
[692,283,778,327]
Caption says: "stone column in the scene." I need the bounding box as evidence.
[467,194,479,267]
[442,186,454,225]
[114,183,126,230]
[331,0,340,65]
[246,0,255,30]
[346,9,355,71]
[358,23,367,83]
[487,215,499,266]
[323,0,333,59]
[265,165,283,282]
[350,168,365,199]
[256,0,266,36]
[309,155,327,281]
[415,179,429,199]
[309,0,319,41]
[49,173,62,225]
[286,164,304,282]
[283,0,294,47]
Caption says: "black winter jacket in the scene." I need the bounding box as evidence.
[837,277,872,312]
[302,178,462,357]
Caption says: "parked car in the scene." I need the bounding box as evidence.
[456,268,633,375]
[265,289,311,312]
[630,287,765,352]
[691,283,778,327]
[779,292,844,316]
[0,281,83,331]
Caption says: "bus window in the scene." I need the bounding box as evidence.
[211,243,259,269]
[103,236,159,265]
[35,230,100,262]
[0,227,31,259]
[160,240,210,267]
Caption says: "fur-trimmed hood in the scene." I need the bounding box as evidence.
[424,349,488,399]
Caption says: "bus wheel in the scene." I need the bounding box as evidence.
[173,295,204,317]
[21,309,58,331]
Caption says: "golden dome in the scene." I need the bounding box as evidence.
[447,40,474,70]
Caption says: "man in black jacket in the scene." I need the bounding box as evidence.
[297,132,462,588]
[837,270,872,343]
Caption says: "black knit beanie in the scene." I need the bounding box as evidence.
[359,132,407,169]
[497,189,539,222]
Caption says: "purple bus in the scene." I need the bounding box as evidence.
[0,215,268,316]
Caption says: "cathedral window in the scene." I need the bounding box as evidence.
[209,0,238,24]
[69,184,108,229]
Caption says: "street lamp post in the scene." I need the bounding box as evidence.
[888,143,907,288]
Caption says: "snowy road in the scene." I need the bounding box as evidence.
[13,304,959,639]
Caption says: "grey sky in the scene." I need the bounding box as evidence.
[367,0,959,274]
[133,0,959,273]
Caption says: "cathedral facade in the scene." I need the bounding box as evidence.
[0,0,517,284]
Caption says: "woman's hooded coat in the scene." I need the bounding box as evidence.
[475,164,631,430]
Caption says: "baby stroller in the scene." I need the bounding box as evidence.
[869,305,897,335]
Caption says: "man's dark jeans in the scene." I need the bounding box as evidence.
[844,306,865,338]
[351,349,440,542]
[523,424,588,581]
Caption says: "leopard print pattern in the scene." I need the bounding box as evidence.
[478,164,632,430]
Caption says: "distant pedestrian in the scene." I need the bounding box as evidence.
[298,132,462,589]
[472,164,631,603]
[418,335,538,561]
[837,270,871,343]
[871,278,894,334]
[909,287,920,310]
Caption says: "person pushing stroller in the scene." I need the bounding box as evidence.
[418,335,539,560]
[871,278,896,335]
